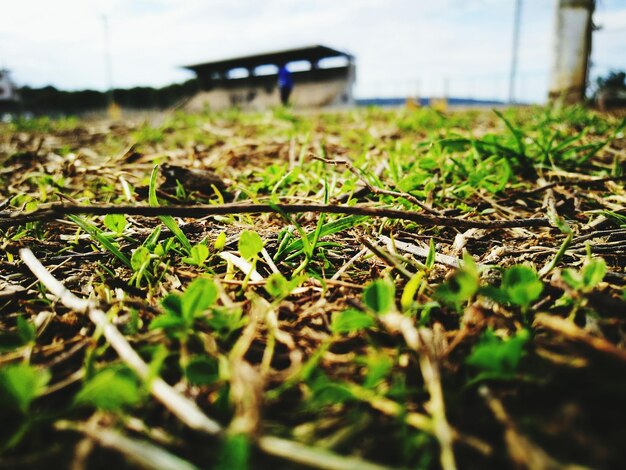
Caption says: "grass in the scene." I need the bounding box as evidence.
[0,105,625,469]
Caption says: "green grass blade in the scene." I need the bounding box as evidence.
[68,215,131,267]
[493,109,525,155]
[282,215,368,257]
[149,165,192,254]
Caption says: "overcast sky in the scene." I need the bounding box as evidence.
[1,0,625,103]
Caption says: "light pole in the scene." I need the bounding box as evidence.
[509,0,523,104]
[102,15,119,117]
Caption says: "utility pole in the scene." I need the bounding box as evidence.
[548,0,595,104]
[509,0,523,104]
[102,15,120,118]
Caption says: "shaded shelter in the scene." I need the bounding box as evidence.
[183,45,355,110]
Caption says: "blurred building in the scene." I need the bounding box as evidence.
[183,45,355,111]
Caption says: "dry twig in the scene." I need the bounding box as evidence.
[534,313,626,363]
[1,202,552,230]
[56,420,199,470]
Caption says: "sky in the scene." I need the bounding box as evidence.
[1,0,625,103]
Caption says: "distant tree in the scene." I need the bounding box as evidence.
[596,71,625,90]
[18,78,199,115]
[593,70,626,110]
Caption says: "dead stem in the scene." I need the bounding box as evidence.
[359,236,414,279]
[534,313,626,362]
[1,201,553,230]
[56,420,198,470]
[515,174,626,197]
[381,313,457,470]
[257,436,394,470]
[479,386,571,470]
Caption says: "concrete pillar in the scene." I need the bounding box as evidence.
[548,0,595,104]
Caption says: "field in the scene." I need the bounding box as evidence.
[0,105,625,469]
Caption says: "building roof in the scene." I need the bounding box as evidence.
[183,45,353,74]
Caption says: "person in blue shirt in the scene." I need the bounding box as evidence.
[278,64,293,106]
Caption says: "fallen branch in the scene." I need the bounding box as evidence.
[1,202,552,230]
[511,174,626,198]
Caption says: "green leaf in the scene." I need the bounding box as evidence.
[146,345,169,386]
[462,252,478,276]
[602,210,626,227]
[279,215,367,260]
[363,279,396,314]
[362,354,393,389]
[501,265,543,309]
[308,372,354,405]
[493,109,535,175]
[69,215,131,267]
[162,214,192,253]
[466,329,529,379]
[184,356,219,386]
[148,164,162,207]
[331,309,375,334]
[0,364,50,414]
[149,313,186,332]
[264,272,289,298]
[562,268,583,290]
[131,246,151,271]
[401,272,423,313]
[161,293,183,316]
[103,213,127,235]
[205,307,247,338]
[425,238,436,270]
[238,230,264,261]
[563,257,607,293]
[149,165,192,254]
[581,258,606,291]
[144,226,162,251]
[479,285,509,304]
[152,292,188,334]
[183,243,209,266]
[16,316,36,344]
[181,278,218,320]
[75,367,141,411]
[264,273,301,299]
[214,232,227,251]
[435,268,479,310]
[547,211,573,234]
